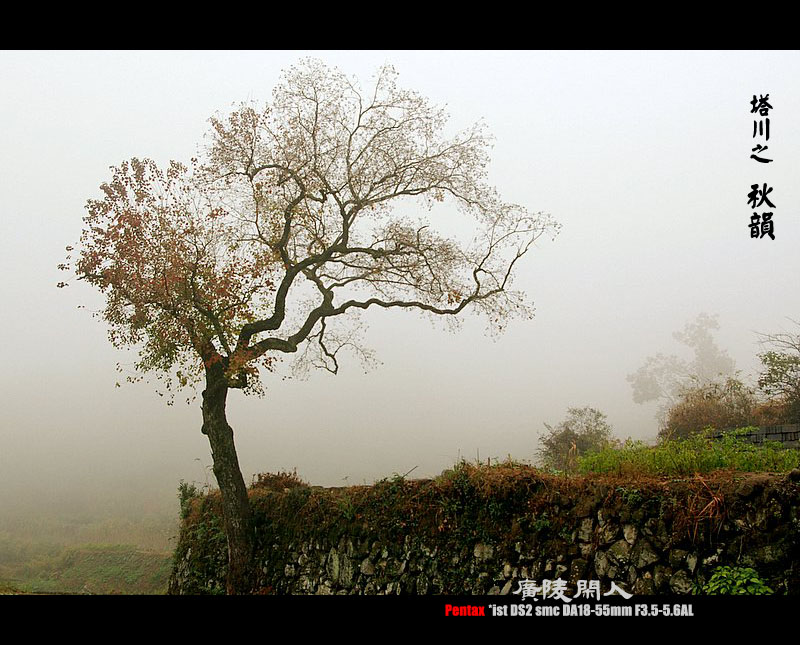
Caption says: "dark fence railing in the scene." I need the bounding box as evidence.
[711,424,800,448]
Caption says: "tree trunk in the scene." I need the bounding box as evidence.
[201,363,254,594]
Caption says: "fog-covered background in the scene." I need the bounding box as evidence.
[2,51,798,539]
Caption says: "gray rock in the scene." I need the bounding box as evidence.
[607,539,631,565]
[669,570,693,595]
[633,539,660,569]
[633,574,656,595]
[570,559,588,584]
[594,551,611,578]
[653,565,672,591]
[339,554,354,588]
[384,558,404,577]
[474,543,494,561]
[578,518,594,542]
[326,548,340,583]
[668,549,688,569]
[325,548,339,584]
[754,543,784,564]
[600,522,619,544]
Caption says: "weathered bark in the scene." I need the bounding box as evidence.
[201,362,254,594]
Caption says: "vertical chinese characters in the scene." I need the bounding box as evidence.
[748,94,776,239]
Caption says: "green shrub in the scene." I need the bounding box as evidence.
[697,566,773,595]
[538,407,617,473]
[660,378,756,441]
[177,481,202,520]
[578,428,800,476]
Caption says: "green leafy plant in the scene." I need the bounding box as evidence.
[178,480,202,520]
[538,407,618,472]
[660,377,756,441]
[578,428,800,476]
[531,512,551,533]
[616,486,643,506]
[336,493,357,521]
[697,565,773,595]
[250,469,307,492]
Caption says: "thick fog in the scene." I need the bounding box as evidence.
[1,51,798,526]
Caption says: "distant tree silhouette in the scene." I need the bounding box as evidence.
[628,313,736,426]
[538,407,617,472]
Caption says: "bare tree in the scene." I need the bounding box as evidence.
[757,319,800,423]
[62,59,558,593]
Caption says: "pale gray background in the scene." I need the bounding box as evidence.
[1,50,797,521]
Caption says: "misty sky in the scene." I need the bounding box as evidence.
[2,51,798,519]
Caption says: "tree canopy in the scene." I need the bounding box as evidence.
[757,321,800,424]
[538,407,616,472]
[66,60,557,399]
[627,313,736,425]
[62,59,558,593]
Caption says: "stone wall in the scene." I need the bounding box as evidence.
[169,465,800,595]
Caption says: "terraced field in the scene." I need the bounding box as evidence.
[0,544,172,595]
